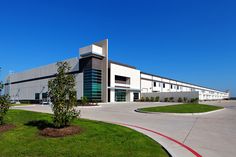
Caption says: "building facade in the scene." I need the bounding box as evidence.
[5,39,230,103]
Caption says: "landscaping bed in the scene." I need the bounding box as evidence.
[0,124,15,133]
[40,125,82,137]
[0,110,169,157]
[138,103,223,113]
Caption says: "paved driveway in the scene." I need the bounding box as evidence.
[12,101,236,157]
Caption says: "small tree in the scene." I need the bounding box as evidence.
[0,82,3,93]
[140,97,145,102]
[183,97,188,103]
[81,96,88,106]
[150,97,155,102]
[164,97,169,102]
[169,97,174,102]
[48,62,80,128]
[0,82,10,125]
[155,96,160,102]
[178,97,183,102]
[190,98,199,103]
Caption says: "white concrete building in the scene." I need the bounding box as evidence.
[140,72,229,101]
[4,39,230,103]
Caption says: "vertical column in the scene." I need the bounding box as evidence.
[94,39,108,103]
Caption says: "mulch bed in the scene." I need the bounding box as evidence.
[0,124,16,133]
[39,125,82,137]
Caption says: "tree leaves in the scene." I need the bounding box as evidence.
[0,82,10,125]
[48,62,80,128]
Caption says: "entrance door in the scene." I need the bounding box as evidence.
[35,93,40,104]
[115,89,126,102]
[133,93,139,101]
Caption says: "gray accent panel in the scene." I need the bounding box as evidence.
[79,56,103,72]
[94,39,108,103]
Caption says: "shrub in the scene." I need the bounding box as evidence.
[140,97,145,102]
[190,98,199,103]
[164,97,169,102]
[155,96,160,102]
[145,97,150,102]
[81,96,88,106]
[0,82,10,125]
[169,97,174,102]
[19,100,30,104]
[150,97,155,102]
[190,98,195,103]
[48,62,80,128]
[178,97,183,102]
[183,97,188,103]
[195,98,199,103]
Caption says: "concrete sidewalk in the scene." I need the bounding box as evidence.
[12,101,236,157]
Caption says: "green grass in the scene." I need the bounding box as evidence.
[0,110,168,157]
[10,103,34,106]
[139,103,223,113]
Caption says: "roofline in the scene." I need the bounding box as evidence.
[109,60,136,69]
[5,70,80,85]
[6,57,78,77]
[141,72,228,93]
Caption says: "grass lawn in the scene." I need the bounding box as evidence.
[10,103,34,106]
[139,103,223,113]
[0,110,168,157]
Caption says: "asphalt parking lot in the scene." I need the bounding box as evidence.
[12,100,236,157]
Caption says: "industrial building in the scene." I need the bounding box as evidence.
[4,39,230,103]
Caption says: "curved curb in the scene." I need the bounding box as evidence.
[10,105,36,108]
[11,106,202,157]
[135,108,225,116]
[76,105,101,108]
[117,122,202,157]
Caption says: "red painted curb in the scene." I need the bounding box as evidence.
[119,123,202,157]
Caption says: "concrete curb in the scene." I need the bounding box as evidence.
[11,104,101,109]
[76,105,101,108]
[116,122,202,157]
[11,105,203,157]
[10,105,36,108]
[135,108,225,116]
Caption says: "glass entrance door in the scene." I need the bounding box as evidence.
[133,93,139,101]
[115,89,126,102]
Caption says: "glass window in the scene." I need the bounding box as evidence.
[115,75,130,84]
[83,69,102,101]
[42,93,48,99]
[35,93,40,100]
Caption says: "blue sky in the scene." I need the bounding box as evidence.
[0,0,235,96]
